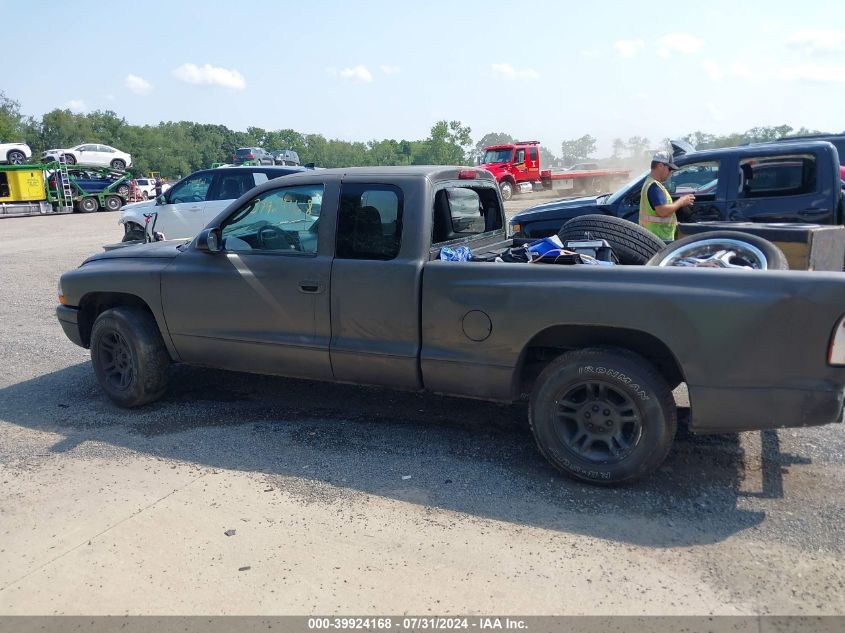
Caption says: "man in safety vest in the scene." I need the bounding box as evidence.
[639,150,695,241]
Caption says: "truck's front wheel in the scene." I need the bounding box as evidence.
[529,348,676,485]
[90,307,170,407]
[500,181,514,201]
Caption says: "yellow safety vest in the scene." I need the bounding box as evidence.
[639,176,676,241]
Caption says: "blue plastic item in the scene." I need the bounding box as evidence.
[440,245,473,261]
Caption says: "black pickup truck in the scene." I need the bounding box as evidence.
[56,166,845,485]
[510,140,844,238]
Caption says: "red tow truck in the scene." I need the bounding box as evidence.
[478,140,630,200]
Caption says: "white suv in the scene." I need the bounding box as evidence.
[118,165,305,241]
[42,143,132,170]
[0,142,32,164]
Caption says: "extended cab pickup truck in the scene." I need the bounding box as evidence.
[56,166,845,484]
[510,140,844,238]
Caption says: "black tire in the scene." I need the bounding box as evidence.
[142,191,149,200]
[646,230,789,270]
[116,184,130,197]
[529,347,676,485]
[500,181,513,201]
[7,150,26,165]
[77,197,99,213]
[122,225,146,242]
[90,307,170,407]
[557,214,665,265]
[104,195,122,211]
[63,154,76,165]
[110,159,126,170]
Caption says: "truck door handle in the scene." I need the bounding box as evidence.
[299,280,323,294]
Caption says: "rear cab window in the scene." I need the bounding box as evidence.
[432,184,504,247]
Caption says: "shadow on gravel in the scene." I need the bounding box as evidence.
[0,363,783,547]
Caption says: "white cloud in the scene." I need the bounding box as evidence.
[339,65,373,82]
[614,39,644,58]
[380,65,400,75]
[701,60,722,81]
[776,63,845,83]
[103,93,116,101]
[490,63,539,80]
[657,33,704,57]
[64,99,87,113]
[730,62,753,78]
[125,74,153,95]
[630,92,647,101]
[786,29,845,55]
[172,63,245,90]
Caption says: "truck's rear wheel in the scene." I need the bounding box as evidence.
[77,197,99,213]
[529,348,676,485]
[103,195,122,211]
[558,215,665,265]
[500,181,514,201]
[90,307,170,407]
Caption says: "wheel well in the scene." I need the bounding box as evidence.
[515,325,685,397]
[500,176,515,186]
[77,292,156,347]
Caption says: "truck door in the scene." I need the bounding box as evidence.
[726,151,833,223]
[328,179,422,390]
[527,145,540,182]
[161,179,336,381]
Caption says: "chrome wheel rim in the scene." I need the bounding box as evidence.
[657,238,769,270]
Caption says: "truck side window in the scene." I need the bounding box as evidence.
[738,154,817,198]
[336,184,403,260]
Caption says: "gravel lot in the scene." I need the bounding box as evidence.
[1,200,844,615]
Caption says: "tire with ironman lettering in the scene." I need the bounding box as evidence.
[529,347,676,485]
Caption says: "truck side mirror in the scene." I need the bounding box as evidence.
[195,228,222,253]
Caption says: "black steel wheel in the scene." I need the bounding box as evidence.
[103,195,122,211]
[77,197,99,213]
[90,307,170,407]
[110,159,126,170]
[7,150,26,165]
[529,347,676,485]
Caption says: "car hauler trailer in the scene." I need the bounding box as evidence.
[0,159,128,217]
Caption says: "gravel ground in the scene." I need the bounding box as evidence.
[0,204,844,615]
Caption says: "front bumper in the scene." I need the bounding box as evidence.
[56,304,84,348]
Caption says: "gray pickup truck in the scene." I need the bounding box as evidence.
[56,166,845,484]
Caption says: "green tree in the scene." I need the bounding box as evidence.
[560,134,597,166]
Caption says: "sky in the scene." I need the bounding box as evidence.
[4,0,845,156]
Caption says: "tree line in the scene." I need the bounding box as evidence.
[0,91,825,179]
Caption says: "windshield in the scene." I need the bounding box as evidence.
[605,169,649,205]
[481,149,513,164]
